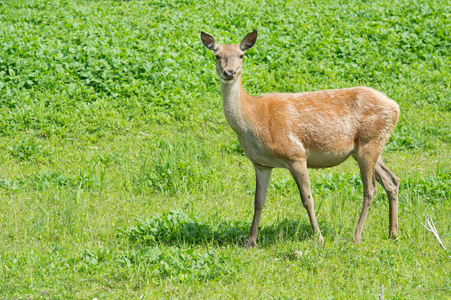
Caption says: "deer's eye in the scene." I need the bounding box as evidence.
[215,55,220,60]
[239,54,244,59]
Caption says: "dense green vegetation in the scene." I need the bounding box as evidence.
[0,0,450,298]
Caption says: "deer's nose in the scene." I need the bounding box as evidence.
[223,69,236,80]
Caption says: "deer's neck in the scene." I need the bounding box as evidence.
[220,77,251,134]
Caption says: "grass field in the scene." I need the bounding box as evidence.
[1,0,450,298]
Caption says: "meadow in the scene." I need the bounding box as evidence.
[0,0,450,298]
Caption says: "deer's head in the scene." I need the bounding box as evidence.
[201,30,257,84]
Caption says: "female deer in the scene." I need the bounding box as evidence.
[201,30,400,248]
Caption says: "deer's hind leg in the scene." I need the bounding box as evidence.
[353,144,380,244]
[375,157,399,239]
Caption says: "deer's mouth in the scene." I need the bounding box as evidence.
[220,77,235,84]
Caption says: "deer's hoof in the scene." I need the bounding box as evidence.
[388,231,398,240]
[317,234,324,246]
[244,240,255,250]
[353,234,361,245]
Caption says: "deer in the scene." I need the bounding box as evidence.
[201,30,400,249]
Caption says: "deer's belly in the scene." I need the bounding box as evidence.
[306,150,354,168]
[237,134,355,169]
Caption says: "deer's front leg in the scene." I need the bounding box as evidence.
[244,164,272,249]
[288,160,324,245]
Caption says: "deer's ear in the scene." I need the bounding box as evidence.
[240,30,257,51]
[201,31,219,51]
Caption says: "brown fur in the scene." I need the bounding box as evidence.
[201,30,400,248]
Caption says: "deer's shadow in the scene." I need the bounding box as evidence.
[127,216,334,248]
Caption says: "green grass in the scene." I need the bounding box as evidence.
[1,0,450,298]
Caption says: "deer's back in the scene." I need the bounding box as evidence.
[241,86,399,167]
